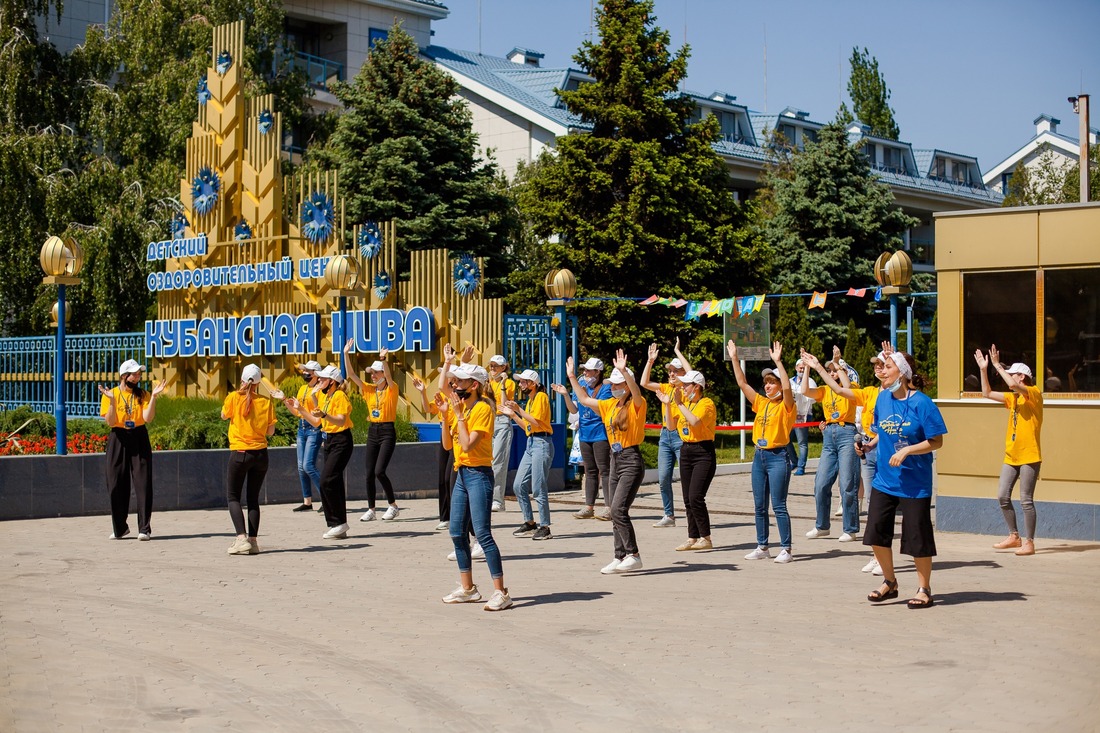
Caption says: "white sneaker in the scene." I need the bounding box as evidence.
[600,558,622,574]
[442,584,482,604]
[653,515,676,528]
[359,508,376,522]
[774,549,793,564]
[491,500,504,512]
[861,557,880,573]
[838,532,856,542]
[484,588,513,612]
[322,523,349,539]
[744,546,771,560]
[109,529,130,540]
[871,561,884,576]
[616,555,642,572]
[447,549,457,561]
[471,541,485,559]
[137,532,151,541]
[834,507,843,517]
[435,521,449,531]
[227,537,252,555]
[382,505,400,520]
[805,528,830,539]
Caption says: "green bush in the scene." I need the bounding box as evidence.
[638,440,658,469]
[0,405,54,437]
[280,375,306,399]
[69,418,109,436]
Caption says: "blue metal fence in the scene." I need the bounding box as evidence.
[0,332,145,417]
[503,314,577,423]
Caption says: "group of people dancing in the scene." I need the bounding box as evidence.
[98,331,1044,611]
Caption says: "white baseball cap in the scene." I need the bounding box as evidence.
[119,359,145,376]
[681,370,706,388]
[369,360,385,372]
[1005,363,1033,379]
[581,358,604,371]
[300,360,323,373]
[870,352,885,364]
[515,369,540,384]
[241,364,262,384]
[667,357,684,370]
[451,364,489,384]
[760,368,780,380]
[318,366,342,381]
[489,354,507,366]
[608,367,634,384]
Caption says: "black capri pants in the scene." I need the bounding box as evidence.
[320,430,354,526]
[227,448,268,537]
[863,487,937,558]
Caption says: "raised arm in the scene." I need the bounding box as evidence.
[771,342,795,410]
[973,348,1004,402]
[550,382,579,414]
[673,336,692,373]
[438,343,456,396]
[142,381,165,423]
[565,356,600,410]
[989,344,1028,396]
[640,343,661,392]
[342,339,366,391]
[613,349,645,407]
[412,376,432,415]
[798,350,837,399]
[726,339,757,402]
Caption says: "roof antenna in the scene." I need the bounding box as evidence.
[763,24,768,114]
[478,0,482,55]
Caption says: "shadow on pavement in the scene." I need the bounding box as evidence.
[512,590,611,608]
[261,543,372,553]
[629,561,738,576]
[933,590,1028,605]
[367,531,436,539]
[932,559,1003,571]
[1036,543,1100,554]
[507,551,595,561]
[151,533,230,540]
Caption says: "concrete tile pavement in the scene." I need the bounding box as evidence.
[2,468,1099,732]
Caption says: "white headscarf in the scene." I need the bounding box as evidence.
[888,352,913,381]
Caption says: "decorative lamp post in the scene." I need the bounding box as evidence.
[873,250,913,349]
[325,254,360,375]
[544,268,576,421]
[40,236,84,455]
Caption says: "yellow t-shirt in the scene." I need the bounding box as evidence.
[316,389,353,434]
[679,398,717,442]
[522,391,551,436]
[751,394,796,449]
[808,385,857,425]
[490,377,516,415]
[447,399,494,469]
[1004,385,1042,466]
[850,385,881,436]
[362,382,398,423]
[597,397,647,449]
[222,392,275,450]
[100,387,148,429]
[659,383,679,431]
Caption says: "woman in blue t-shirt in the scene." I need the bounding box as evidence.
[862,349,947,609]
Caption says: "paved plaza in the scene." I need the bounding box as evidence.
[2,468,1099,732]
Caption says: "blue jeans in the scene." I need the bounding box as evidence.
[813,424,860,534]
[657,428,682,518]
[860,440,878,507]
[296,427,322,500]
[514,434,553,526]
[787,424,809,471]
[751,447,792,549]
[450,466,503,578]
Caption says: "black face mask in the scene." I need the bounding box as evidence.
[455,388,471,399]
[125,377,140,389]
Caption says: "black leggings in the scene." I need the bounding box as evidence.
[680,440,716,539]
[227,448,268,537]
[105,426,153,536]
[320,431,353,526]
[365,422,397,508]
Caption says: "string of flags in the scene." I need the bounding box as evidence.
[639,286,883,320]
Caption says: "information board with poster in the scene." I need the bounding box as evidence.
[722,303,771,361]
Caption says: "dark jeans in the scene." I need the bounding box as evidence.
[786,424,809,471]
[365,422,396,508]
[227,448,268,537]
[609,446,645,558]
[105,426,153,537]
[580,439,611,507]
[680,440,716,539]
[320,431,353,526]
[439,447,456,521]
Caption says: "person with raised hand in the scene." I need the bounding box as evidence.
[640,338,691,528]
[291,359,324,512]
[567,355,613,521]
[567,350,648,574]
[344,340,402,522]
[974,345,1043,557]
[503,369,554,541]
[221,364,277,555]
[672,368,717,551]
[99,359,165,541]
[728,340,797,564]
[487,354,516,512]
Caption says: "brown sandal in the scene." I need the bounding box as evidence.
[867,578,898,602]
[907,586,934,609]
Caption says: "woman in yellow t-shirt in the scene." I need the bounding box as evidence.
[729,341,797,564]
[437,354,512,611]
[292,360,324,513]
[287,365,354,540]
[98,359,165,541]
[974,345,1043,556]
[568,350,648,574]
[221,364,277,555]
[503,368,554,541]
[673,369,718,551]
[344,340,401,522]
[488,354,516,512]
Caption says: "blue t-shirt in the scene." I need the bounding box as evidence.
[871,389,947,499]
[574,381,612,443]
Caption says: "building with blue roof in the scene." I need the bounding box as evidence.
[982,114,1099,196]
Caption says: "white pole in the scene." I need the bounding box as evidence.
[739,358,747,460]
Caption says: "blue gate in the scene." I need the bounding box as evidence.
[503,314,577,423]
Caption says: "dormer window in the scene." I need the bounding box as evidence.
[881,147,901,172]
[777,123,798,147]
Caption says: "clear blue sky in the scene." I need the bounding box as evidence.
[430,0,1100,173]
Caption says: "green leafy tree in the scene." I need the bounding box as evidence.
[513,0,767,417]
[1004,144,1100,206]
[846,47,899,140]
[319,23,513,295]
[761,121,918,344]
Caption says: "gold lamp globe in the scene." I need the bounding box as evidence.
[872,252,891,286]
[49,300,70,327]
[40,236,84,277]
[325,254,360,290]
[544,268,577,300]
[884,251,913,288]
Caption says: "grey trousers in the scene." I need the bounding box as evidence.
[999,462,1040,540]
[491,415,514,505]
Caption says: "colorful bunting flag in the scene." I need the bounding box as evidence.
[846,287,866,297]
[873,287,883,302]
[751,295,764,313]
[809,291,827,309]
[672,299,687,308]
[640,294,659,306]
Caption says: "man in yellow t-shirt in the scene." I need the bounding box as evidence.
[221,364,277,555]
[975,347,1043,556]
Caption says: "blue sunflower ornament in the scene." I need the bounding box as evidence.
[373,271,392,300]
[257,109,274,135]
[191,167,220,215]
[197,75,211,105]
[170,213,189,240]
[452,254,481,296]
[216,50,233,75]
[234,219,252,242]
[358,221,383,259]
[300,192,335,245]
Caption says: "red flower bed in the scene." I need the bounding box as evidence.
[0,433,108,457]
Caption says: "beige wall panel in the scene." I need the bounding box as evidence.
[937,271,962,396]
[935,212,1038,271]
[1038,206,1100,266]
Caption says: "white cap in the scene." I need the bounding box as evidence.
[451,364,489,384]
[681,370,706,388]
[515,369,540,384]
[241,364,262,384]
[581,358,604,371]
[608,367,634,384]
[870,352,885,364]
[489,354,507,366]
[667,357,684,370]
[369,360,385,372]
[318,366,342,381]
[1005,363,1033,379]
[760,368,780,380]
[300,360,323,373]
[119,359,145,376]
